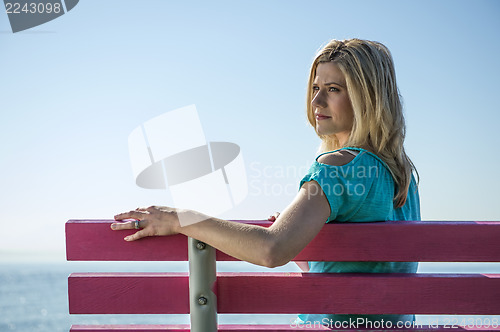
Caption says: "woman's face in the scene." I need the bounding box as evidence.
[311,62,354,144]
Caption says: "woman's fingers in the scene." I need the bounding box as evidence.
[124,229,149,242]
[114,210,148,221]
[112,206,179,240]
[110,220,135,230]
[110,217,152,241]
[110,219,150,240]
[268,212,280,222]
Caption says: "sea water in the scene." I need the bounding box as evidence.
[0,261,301,331]
[1,261,499,332]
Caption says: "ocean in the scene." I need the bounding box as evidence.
[1,261,500,332]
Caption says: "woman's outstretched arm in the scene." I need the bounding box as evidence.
[112,181,330,268]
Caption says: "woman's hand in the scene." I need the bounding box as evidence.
[267,212,280,222]
[111,206,181,241]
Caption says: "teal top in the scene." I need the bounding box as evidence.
[297,147,420,327]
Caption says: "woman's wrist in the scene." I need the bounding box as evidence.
[175,209,211,234]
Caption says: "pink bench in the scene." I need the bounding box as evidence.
[66,220,500,331]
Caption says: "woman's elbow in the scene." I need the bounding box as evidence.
[261,255,289,268]
[259,239,293,268]
[260,256,287,268]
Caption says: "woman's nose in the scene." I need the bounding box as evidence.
[311,90,326,108]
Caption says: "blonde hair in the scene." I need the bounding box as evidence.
[306,38,418,208]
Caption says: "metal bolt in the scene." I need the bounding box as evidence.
[196,241,206,250]
[198,296,208,305]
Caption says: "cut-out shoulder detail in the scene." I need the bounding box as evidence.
[317,150,356,166]
[344,149,360,157]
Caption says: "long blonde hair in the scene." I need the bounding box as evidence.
[306,38,418,208]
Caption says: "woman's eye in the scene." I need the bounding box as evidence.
[328,87,339,92]
[312,86,319,92]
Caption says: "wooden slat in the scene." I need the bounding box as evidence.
[69,325,330,331]
[218,221,500,262]
[66,220,500,262]
[68,273,189,314]
[68,272,500,315]
[217,273,500,314]
[65,220,188,261]
[71,326,191,331]
[69,324,500,331]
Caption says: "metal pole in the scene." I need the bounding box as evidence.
[188,237,217,332]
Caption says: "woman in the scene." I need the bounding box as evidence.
[112,38,420,327]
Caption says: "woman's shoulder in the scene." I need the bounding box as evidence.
[315,147,381,167]
[316,149,357,166]
[311,147,394,183]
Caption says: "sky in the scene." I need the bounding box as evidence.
[0,0,499,261]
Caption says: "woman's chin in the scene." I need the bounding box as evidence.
[316,127,333,136]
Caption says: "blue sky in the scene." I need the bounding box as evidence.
[1,0,499,260]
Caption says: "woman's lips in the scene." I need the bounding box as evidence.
[315,114,331,120]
